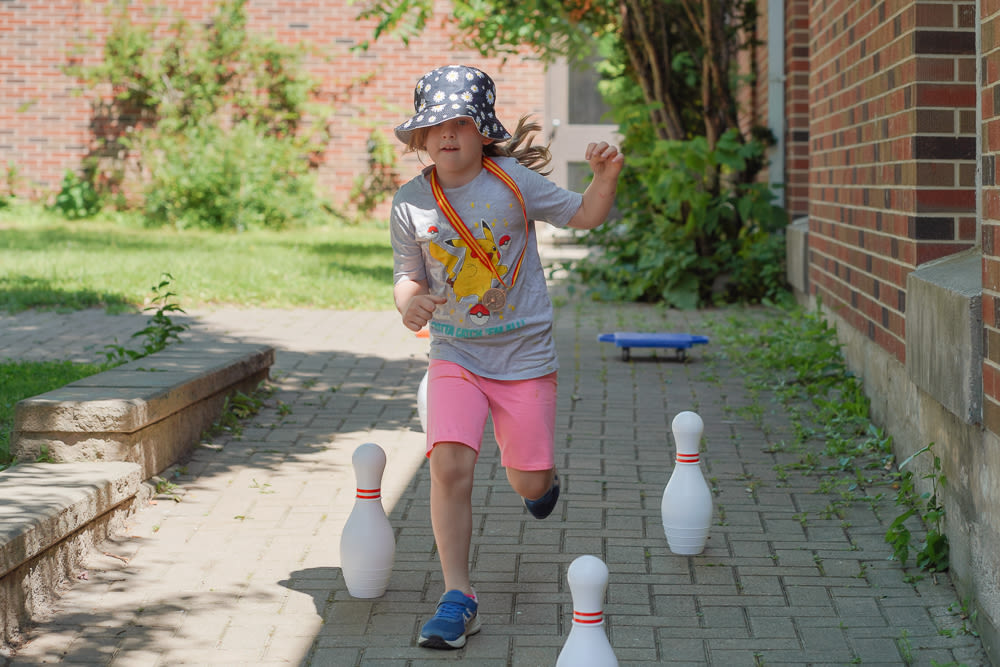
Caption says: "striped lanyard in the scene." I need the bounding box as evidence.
[428,156,529,291]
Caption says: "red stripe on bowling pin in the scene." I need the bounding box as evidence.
[573,610,604,624]
[356,487,381,499]
[675,452,700,463]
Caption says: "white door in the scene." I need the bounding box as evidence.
[545,55,621,194]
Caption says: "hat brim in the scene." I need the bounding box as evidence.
[394,107,511,145]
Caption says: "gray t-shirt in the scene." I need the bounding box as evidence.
[391,156,583,380]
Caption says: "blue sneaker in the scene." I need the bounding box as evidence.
[418,590,481,649]
[523,473,560,519]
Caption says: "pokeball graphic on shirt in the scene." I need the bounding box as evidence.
[468,303,491,325]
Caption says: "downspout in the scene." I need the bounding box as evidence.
[767,0,786,209]
[976,0,982,247]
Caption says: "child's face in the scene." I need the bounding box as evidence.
[424,118,493,185]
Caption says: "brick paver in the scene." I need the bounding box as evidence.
[0,287,990,665]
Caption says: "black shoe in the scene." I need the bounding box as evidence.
[523,473,560,519]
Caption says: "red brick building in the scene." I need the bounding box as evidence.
[0,0,547,211]
[770,1,998,659]
[4,0,999,658]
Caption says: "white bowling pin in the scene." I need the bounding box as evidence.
[661,411,713,555]
[417,370,429,432]
[340,442,396,598]
[556,555,619,667]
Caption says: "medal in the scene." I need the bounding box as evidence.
[429,158,529,320]
[482,287,507,311]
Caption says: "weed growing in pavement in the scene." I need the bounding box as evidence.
[202,383,272,441]
[104,273,189,365]
[944,598,979,638]
[34,445,56,463]
[885,443,949,573]
[151,476,181,502]
[898,629,915,664]
[708,302,950,578]
[251,478,274,494]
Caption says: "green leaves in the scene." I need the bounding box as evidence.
[353,0,602,61]
[140,121,325,231]
[65,0,333,229]
[52,170,101,220]
[104,273,189,365]
[576,128,788,307]
[885,445,950,573]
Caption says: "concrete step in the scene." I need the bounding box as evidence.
[1,341,275,652]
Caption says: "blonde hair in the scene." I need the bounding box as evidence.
[405,114,552,175]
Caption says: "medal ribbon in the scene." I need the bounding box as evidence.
[428,156,529,291]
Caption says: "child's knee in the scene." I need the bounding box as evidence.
[508,468,554,500]
[430,442,477,487]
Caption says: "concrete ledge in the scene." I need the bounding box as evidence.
[906,249,983,424]
[785,216,809,295]
[0,462,147,651]
[2,341,274,652]
[12,342,274,480]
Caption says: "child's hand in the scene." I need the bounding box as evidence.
[401,293,447,332]
[566,142,626,230]
[585,142,625,183]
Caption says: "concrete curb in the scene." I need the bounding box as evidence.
[2,341,275,652]
[13,342,274,480]
[0,462,147,651]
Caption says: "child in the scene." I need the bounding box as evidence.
[389,64,623,650]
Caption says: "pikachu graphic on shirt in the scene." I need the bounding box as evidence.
[428,218,509,322]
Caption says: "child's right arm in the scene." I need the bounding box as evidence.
[394,278,447,332]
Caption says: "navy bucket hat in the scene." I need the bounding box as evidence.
[394,65,511,145]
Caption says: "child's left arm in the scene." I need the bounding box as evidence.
[567,142,625,230]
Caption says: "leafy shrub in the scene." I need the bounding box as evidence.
[65,0,335,229]
[141,121,325,231]
[578,130,788,307]
[349,129,401,222]
[52,170,101,219]
[1,162,20,209]
[572,40,789,308]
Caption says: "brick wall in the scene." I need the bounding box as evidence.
[746,0,808,219]
[784,0,810,219]
[808,0,977,363]
[0,0,546,218]
[982,0,1000,434]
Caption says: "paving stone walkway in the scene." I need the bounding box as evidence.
[0,293,990,665]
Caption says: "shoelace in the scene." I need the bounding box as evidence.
[438,599,471,622]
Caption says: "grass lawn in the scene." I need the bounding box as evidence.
[0,359,110,470]
[0,203,396,313]
[0,203,396,469]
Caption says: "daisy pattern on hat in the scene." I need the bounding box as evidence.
[394,65,511,144]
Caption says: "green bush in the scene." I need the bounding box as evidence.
[65,0,335,229]
[578,130,788,307]
[349,129,401,223]
[52,170,101,219]
[141,121,325,231]
[572,39,789,308]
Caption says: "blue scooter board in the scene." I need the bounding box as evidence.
[598,332,709,361]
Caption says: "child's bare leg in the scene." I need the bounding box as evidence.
[429,442,478,595]
[506,467,556,500]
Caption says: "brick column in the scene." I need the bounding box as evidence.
[808,0,977,362]
[784,0,811,218]
[982,0,1000,435]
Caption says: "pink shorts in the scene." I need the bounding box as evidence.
[425,359,557,471]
